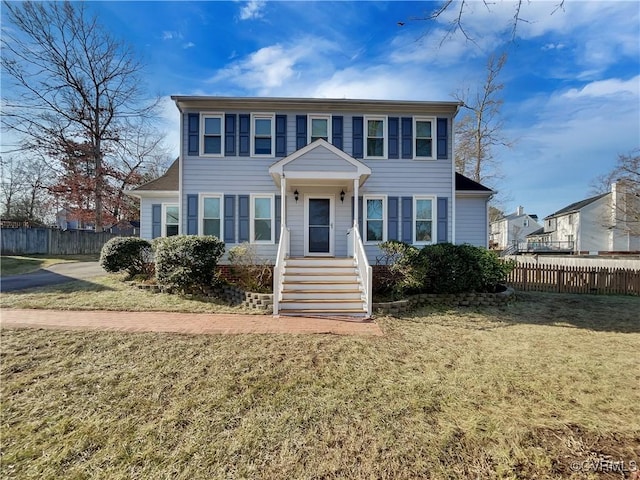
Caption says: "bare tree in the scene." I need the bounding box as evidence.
[453,53,510,185]
[1,1,159,231]
[0,154,53,223]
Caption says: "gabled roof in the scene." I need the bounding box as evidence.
[455,173,494,193]
[526,227,545,237]
[132,158,179,192]
[545,192,609,219]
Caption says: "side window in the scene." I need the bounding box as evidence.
[201,195,222,238]
[163,204,179,237]
[200,113,223,156]
[414,117,434,159]
[365,116,386,158]
[414,197,435,244]
[309,115,331,143]
[251,195,274,243]
[364,196,385,243]
[252,114,275,156]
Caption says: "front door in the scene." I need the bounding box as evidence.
[304,195,334,256]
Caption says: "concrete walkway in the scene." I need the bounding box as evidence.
[0,309,383,336]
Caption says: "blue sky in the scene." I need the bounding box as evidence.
[33,1,640,218]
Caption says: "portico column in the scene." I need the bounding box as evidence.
[353,179,359,229]
[281,176,286,229]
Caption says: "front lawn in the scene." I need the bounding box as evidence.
[1,292,638,479]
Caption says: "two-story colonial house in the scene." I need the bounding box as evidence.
[131,97,494,317]
[489,206,541,253]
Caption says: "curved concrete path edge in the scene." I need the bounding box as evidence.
[0,309,383,336]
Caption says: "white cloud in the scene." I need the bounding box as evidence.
[562,76,640,99]
[183,42,195,49]
[239,0,266,21]
[162,31,183,41]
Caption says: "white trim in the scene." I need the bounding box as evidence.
[162,203,179,237]
[413,116,436,160]
[364,115,388,159]
[304,194,335,256]
[363,195,387,244]
[199,112,224,157]
[413,195,437,245]
[251,113,276,158]
[308,114,332,143]
[250,193,275,244]
[198,193,223,239]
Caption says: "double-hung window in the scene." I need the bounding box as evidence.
[308,115,331,142]
[365,116,386,158]
[364,196,386,243]
[251,195,274,243]
[252,113,275,156]
[200,194,222,238]
[414,117,435,159]
[163,204,179,237]
[414,196,436,244]
[201,113,224,156]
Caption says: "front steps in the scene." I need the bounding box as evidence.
[278,257,367,316]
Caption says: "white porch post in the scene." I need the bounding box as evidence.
[353,178,359,255]
[281,176,286,229]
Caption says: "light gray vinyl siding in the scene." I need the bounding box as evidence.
[284,146,357,172]
[139,195,179,240]
[455,196,489,247]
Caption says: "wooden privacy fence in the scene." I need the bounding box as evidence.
[506,262,640,296]
[1,227,122,255]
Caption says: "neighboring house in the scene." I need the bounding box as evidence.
[56,208,94,231]
[489,206,541,251]
[527,182,640,254]
[129,96,494,316]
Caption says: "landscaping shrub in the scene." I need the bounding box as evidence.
[153,235,225,293]
[376,240,421,299]
[100,237,152,278]
[227,243,273,293]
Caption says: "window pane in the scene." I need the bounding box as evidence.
[416,121,432,138]
[416,221,432,241]
[255,118,271,136]
[166,224,179,237]
[166,206,179,224]
[203,198,220,218]
[254,219,271,241]
[204,117,221,135]
[416,199,432,220]
[204,136,221,154]
[254,138,272,155]
[416,139,432,157]
[203,219,220,237]
[254,198,271,219]
[367,120,383,137]
[311,118,328,138]
[367,220,383,242]
[367,138,383,157]
[366,199,383,220]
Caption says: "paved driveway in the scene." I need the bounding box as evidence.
[0,262,105,292]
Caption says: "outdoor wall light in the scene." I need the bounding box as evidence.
[340,190,345,203]
[294,189,299,202]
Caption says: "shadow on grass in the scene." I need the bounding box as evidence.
[1,273,114,294]
[403,291,640,334]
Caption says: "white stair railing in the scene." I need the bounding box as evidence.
[350,227,372,317]
[273,226,289,315]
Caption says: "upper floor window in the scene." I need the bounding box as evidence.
[163,204,179,237]
[200,194,222,238]
[200,113,224,156]
[252,113,275,157]
[251,194,274,243]
[414,117,435,159]
[364,196,386,243]
[365,116,386,158]
[308,115,331,143]
[414,196,435,244]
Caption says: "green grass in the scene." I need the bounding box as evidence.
[0,254,99,276]
[1,292,639,479]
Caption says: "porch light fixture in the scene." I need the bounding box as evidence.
[340,190,345,203]
[294,189,299,203]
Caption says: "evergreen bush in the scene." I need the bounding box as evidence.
[99,237,152,278]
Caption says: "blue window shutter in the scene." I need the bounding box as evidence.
[238,195,250,242]
[275,195,281,242]
[401,197,413,243]
[187,194,198,235]
[388,117,399,159]
[437,197,448,243]
[276,115,287,157]
[352,116,363,159]
[296,115,307,150]
[152,204,161,239]
[388,196,399,241]
[224,195,236,243]
[401,117,412,159]
[332,116,343,150]
[437,118,448,159]
[225,114,236,156]
[188,114,199,156]
[239,114,250,157]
